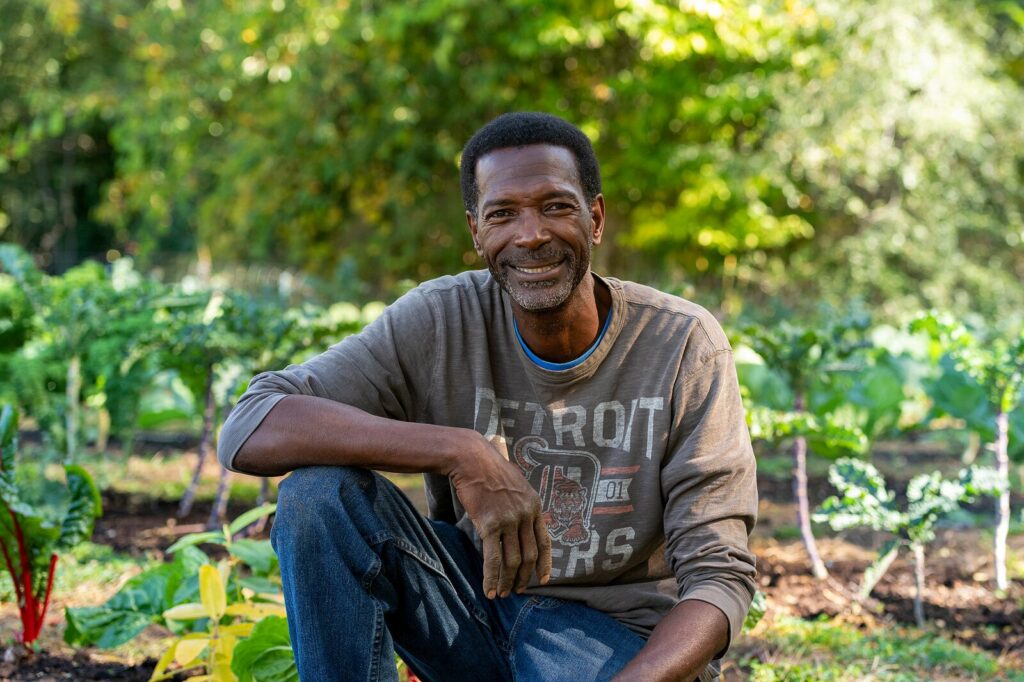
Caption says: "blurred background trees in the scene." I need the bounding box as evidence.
[1,0,1022,318]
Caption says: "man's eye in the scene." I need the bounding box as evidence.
[546,203,573,212]
[487,209,513,219]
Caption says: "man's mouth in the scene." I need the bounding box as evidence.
[511,262,561,275]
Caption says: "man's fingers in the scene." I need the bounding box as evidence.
[481,533,502,599]
[534,515,552,584]
[515,522,539,594]
[497,531,521,598]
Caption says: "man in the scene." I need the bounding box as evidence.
[218,112,757,681]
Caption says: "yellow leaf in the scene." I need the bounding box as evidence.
[164,603,208,621]
[175,637,210,667]
[224,602,287,619]
[199,564,227,620]
[221,623,255,637]
[184,676,213,682]
[148,644,178,682]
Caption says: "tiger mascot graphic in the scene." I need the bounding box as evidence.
[513,436,599,547]
[543,469,590,545]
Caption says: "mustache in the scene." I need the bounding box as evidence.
[499,245,571,268]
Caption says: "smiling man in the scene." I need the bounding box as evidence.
[217,112,757,682]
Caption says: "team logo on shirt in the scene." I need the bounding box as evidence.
[513,436,599,547]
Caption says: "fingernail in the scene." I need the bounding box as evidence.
[487,590,496,599]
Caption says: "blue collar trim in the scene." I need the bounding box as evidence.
[513,308,613,371]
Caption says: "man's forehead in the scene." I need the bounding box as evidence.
[475,144,581,195]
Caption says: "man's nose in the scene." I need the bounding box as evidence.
[513,210,551,250]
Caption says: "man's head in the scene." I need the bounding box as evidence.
[460,112,602,218]
[461,113,606,313]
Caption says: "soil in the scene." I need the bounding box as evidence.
[3,443,1022,679]
[0,650,158,682]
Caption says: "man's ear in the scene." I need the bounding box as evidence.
[466,210,483,256]
[590,194,606,246]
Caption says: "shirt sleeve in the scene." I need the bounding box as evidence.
[217,287,440,472]
[661,341,758,655]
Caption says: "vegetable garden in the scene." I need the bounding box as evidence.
[1,246,1022,681]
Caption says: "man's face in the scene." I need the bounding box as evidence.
[466,144,605,313]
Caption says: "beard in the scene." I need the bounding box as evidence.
[488,237,592,313]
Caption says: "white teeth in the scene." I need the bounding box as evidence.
[515,263,559,274]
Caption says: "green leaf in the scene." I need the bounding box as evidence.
[0,405,17,472]
[229,539,278,576]
[743,591,767,632]
[228,504,278,537]
[231,615,297,682]
[56,465,102,550]
[166,530,226,554]
[64,546,207,648]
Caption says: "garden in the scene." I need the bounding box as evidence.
[3,0,1024,679]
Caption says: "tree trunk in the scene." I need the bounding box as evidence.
[793,391,828,579]
[65,355,81,462]
[95,407,110,452]
[912,542,926,627]
[994,409,1010,591]
[178,364,216,518]
[207,467,231,530]
[207,388,236,529]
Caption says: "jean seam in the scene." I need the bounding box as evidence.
[507,597,544,680]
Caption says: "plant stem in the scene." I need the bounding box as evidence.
[994,409,1010,591]
[66,354,81,462]
[912,542,925,627]
[793,391,828,579]
[179,364,216,518]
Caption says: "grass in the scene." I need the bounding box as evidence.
[741,616,1023,681]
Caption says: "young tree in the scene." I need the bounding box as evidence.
[742,316,870,578]
[913,313,1024,590]
[816,458,1000,626]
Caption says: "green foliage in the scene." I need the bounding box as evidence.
[3,0,1021,313]
[64,545,207,649]
[0,404,103,645]
[65,504,295,681]
[913,312,1024,416]
[746,407,868,459]
[814,458,1002,597]
[742,590,767,632]
[231,616,297,682]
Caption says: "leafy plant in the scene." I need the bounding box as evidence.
[0,404,102,645]
[741,315,871,579]
[814,458,1001,626]
[65,504,295,681]
[912,312,1024,590]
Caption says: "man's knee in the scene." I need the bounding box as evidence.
[273,465,375,539]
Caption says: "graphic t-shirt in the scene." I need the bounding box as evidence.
[218,270,758,647]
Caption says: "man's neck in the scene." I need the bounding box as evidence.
[512,273,611,364]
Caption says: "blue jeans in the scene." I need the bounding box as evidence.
[271,466,648,682]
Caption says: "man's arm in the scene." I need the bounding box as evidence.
[234,394,552,598]
[620,334,758,679]
[612,600,728,682]
[221,286,551,599]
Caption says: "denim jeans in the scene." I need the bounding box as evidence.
[271,466,649,682]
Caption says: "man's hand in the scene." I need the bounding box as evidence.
[449,433,552,599]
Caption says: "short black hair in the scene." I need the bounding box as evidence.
[460,112,602,215]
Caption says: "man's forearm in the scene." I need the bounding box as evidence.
[612,599,729,682]
[232,394,475,477]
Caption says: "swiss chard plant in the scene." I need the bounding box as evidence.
[814,458,1001,627]
[912,313,1024,590]
[0,405,102,646]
